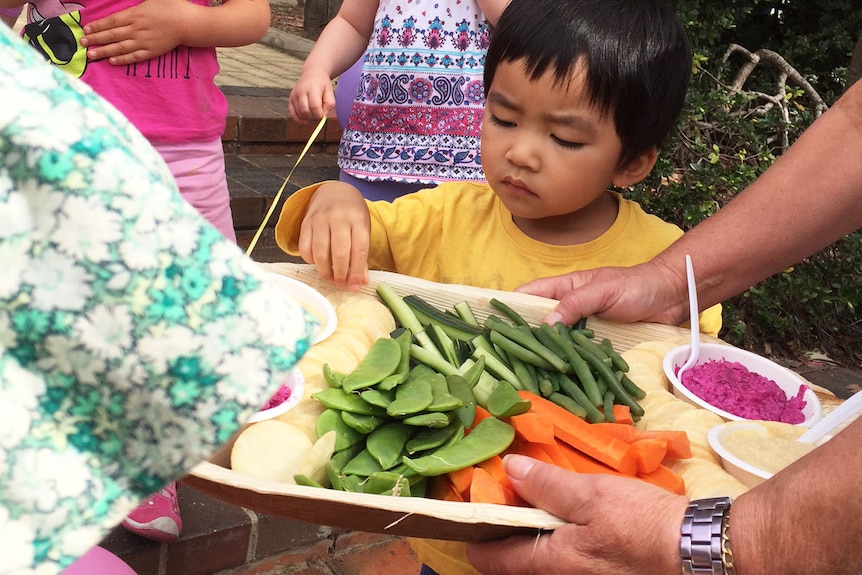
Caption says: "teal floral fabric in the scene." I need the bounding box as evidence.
[0,26,314,574]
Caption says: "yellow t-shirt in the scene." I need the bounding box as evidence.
[275,181,722,334]
[275,181,723,575]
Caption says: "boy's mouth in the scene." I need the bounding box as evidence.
[502,176,536,197]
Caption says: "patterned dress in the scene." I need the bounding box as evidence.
[339,0,489,184]
[0,26,313,574]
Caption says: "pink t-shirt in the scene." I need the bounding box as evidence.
[23,0,227,143]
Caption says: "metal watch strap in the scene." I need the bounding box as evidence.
[680,496,732,575]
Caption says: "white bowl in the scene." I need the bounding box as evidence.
[663,343,821,426]
[248,367,305,423]
[269,273,337,344]
[707,421,775,488]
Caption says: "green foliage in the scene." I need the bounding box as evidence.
[627,48,862,367]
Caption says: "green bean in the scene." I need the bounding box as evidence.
[488,329,556,371]
[471,346,522,390]
[538,376,554,398]
[542,323,603,407]
[508,353,539,394]
[485,316,570,372]
[572,343,644,418]
[342,337,403,391]
[556,374,605,423]
[619,372,646,401]
[601,338,630,373]
[548,392,587,419]
[603,390,617,423]
[489,297,530,327]
[402,417,515,476]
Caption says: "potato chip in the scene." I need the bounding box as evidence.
[231,420,313,484]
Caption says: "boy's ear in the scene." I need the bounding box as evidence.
[611,147,658,188]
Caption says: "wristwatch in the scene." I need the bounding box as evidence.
[680,496,733,575]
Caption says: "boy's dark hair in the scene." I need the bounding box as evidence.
[484,0,691,170]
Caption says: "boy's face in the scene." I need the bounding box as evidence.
[481,59,641,243]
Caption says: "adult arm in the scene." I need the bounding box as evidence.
[80,0,271,64]
[518,80,862,326]
[476,0,510,26]
[467,416,862,575]
[288,0,378,122]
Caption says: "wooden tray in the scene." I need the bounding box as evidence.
[185,263,840,542]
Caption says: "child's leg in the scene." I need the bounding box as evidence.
[154,139,237,242]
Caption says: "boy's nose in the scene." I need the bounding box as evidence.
[505,137,541,171]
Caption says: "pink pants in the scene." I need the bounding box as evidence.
[154,138,236,242]
[63,546,136,574]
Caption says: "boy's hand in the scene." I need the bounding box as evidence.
[298,182,370,290]
[80,0,191,65]
[289,69,336,123]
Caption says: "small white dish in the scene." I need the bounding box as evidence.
[248,367,305,423]
[663,342,822,426]
[707,421,775,488]
[269,273,337,344]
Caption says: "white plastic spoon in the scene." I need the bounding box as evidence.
[797,389,862,443]
[674,255,700,384]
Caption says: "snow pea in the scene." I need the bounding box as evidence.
[342,448,385,476]
[359,388,395,409]
[341,410,385,434]
[316,408,364,451]
[342,337,402,392]
[424,372,464,412]
[378,330,413,390]
[486,380,531,418]
[405,419,464,454]
[386,378,433,417]
[367,422,414,469]
[445,374,476,428]
[401,417,515,476]
[313,387,386,416]
[402,412,452,428]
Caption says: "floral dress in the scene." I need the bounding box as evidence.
[338,0,489,184]
[0,26,313,575]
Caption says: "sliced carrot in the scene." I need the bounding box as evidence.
[477,455,513,491]
[469,405,494,431]
[470,466,514,505]
[605,404,634,425]
[536,441,577,471]
[591,424,693,460]
[505,437,556,466]
[630,438,668,474]
[638,464,686,495]
[427,476,465,502]
[555,441,625,477]
[519,391,638,476]
[509,412,556,445]
[447,465,475,496]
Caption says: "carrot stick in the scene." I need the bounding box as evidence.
[469,405,494,431]
[477,455,513,491]
[555,441,626,477]
[519,391,638,475]
[509,412,556,445]
[630,438,668,474]
[604,404,634,425]
[536,441,577,471]
[591,424,693,459]
[447,464,475,497]
[637,463,686,495]
[505,437,557,466]
[470,466,517,505]
[427,476,465,502]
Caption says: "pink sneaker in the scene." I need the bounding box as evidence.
[121,482,183,543]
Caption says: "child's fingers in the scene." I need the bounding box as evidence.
[346,226,370,290]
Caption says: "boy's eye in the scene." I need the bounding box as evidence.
[552,135,584,150]
[488,114,516,128]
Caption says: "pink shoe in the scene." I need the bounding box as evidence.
[121,482,183,543]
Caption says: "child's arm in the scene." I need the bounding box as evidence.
[475,0,510,26]
[298,181,371,290]
[288,0,377,123]
[80,0,270,66]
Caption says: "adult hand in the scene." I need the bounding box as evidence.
[466,455,688,575]
[80,0,190,64]
[298,182,370,290]
[289,69,336,123]
[515,262,688,327]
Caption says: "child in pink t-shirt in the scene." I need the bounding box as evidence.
[0,0,271,543]
[2,0,270,242]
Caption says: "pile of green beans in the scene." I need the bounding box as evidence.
[304,330,515,495]
[376,283,646,425]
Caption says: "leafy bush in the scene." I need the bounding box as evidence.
[627,56,862,368]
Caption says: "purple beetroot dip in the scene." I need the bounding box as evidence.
[678,359,807,423]
[261,384,292,411]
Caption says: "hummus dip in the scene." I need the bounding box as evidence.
[721,421,816,474]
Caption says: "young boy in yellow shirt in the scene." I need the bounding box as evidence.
[276,0,718,569]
